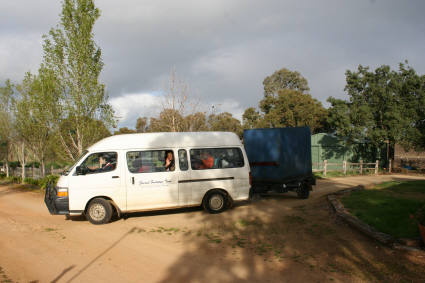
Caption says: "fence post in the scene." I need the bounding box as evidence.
[375,160,379,174]
[51,165,54,175]
[343,161,346,174]
[324,160,327,176]
[389,159,392,172]
[360,160,363,174]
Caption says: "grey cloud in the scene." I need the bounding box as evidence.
[1,0,425,128]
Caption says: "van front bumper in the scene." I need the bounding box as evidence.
[44,181,69,215]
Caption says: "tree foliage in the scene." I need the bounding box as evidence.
[0,80,14,176]
[114,127,137,135]
[328,61,425,159]
[14,71,57,177]
[42,0,113,161]
[208,112,243,139]
[258,89,328,133]
[245,68,328,133]
[242,107,261,129]
[263,68,310,98]
[135,117,149,133]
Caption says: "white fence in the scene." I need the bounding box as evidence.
[312,160,379,176]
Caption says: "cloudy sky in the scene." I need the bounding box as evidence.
[1,0,425,129]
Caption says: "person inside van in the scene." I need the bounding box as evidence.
[97,154,114,172]
[199,150,213,169]
[164,151,175,171]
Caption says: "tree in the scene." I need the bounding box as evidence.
[327,61,425,160]
[0,80,15,177]
[263,68,310,98]
[42,0,114,161]
[242,107,262,129]
[50,117,111,162]
[14,71,56,177]
[258,89,328,133]
[114,127,136,135]
[149,109,184,132]
[150,68,217,132]
[208,112,243,139]
[181,112,208,132]
[135,117,149,133]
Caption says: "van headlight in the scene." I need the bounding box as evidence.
[57,187,69,197]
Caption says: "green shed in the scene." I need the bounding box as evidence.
[311,133,388,171]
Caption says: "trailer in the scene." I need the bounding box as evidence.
[244,126,315,199]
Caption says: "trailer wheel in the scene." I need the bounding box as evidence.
[86,198,112,225]
[203,190,228,214]
[297,181,311,199]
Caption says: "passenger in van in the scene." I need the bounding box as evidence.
[164,151,175,171]
[139,164,150,172]
[97,154,114,172]
[199,150,214,169]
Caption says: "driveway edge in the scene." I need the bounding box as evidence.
[327,184,425,254]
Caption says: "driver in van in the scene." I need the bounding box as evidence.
[97,154,114,172]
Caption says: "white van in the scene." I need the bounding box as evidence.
[45,132,251,224]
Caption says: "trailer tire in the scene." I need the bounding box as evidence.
[297,181,310,199]
[203,190,228,214]
[86,198,112,225]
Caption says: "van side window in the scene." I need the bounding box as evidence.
[127,150,175,173]
[80,152,117,174]
[178,149,188,171]
[190,148,245,170]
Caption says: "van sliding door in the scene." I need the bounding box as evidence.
[125,150,179,211]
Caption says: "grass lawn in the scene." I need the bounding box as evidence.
[340,181,425,239]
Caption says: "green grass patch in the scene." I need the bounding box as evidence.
[340,181,425,238]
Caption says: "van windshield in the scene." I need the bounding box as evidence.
[62,150,89,176]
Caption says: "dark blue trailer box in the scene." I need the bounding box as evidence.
[244,126,315,198]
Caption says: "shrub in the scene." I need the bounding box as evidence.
[24,177,40,186]
[38,174,60,190]
[0,173,6,179]
[6,176,22,183]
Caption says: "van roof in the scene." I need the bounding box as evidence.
[87,132,242,151]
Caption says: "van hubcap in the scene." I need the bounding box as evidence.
[90,204,105,220]
[210,195,224,210]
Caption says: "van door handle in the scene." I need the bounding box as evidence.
[112,176,119,178]
[132,177,134,184]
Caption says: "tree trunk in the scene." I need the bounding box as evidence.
[41,160,45,178]
[21,143,25,182]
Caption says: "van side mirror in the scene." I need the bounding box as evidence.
[76,166,85,175]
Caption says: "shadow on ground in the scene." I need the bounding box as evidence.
[155,193,425,282]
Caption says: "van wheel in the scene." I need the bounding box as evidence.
[297,181,311,199]
[203,190,228,214]
[86,198,112,225]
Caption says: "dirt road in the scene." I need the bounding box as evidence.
[1,174,425,283]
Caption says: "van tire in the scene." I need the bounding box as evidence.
[86,198,112,225]
[297,181,310,199]
[203,190,228,214]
